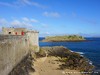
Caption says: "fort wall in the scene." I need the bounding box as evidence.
[27,31,39,52]
[0,35,29,75]
[0,27,39,75]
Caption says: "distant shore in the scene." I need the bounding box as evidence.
[42,35,86,42]
[42,39,87,42]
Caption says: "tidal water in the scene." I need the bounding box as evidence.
[39,37,100,70]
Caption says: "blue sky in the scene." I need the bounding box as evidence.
[0,0,100,37]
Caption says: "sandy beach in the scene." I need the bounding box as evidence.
[29,56,82,75]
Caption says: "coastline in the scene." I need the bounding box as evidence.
[40,37,100,75]
[38,46,94,74]
[9,46,95,75]
[9,49,82,75]
[42,39,88,42]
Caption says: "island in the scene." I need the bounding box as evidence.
[42,35,86,42]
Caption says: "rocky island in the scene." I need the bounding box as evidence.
[42,35,86,42]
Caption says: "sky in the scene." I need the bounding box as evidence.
[0,0,100,37]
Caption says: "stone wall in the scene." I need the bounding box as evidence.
[27,31,39,52]
[0,35,29,75]
[2,27,39,52]
[0,27,39,75]
[2,27,27,35]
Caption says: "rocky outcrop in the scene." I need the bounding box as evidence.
[38,46,94,74]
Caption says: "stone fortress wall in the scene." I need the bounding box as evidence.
[0,27,39,75]
[2,27,27,35]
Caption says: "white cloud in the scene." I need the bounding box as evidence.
[43,12,60,18]
[0,0,47,8]
[21,0,47,8]
[21,21,33,28]
[0,17,39,28]
[30,19,38,23]
[11,20,21,27]
[10,17,38,28]
[45,32,50,35]
[22,17,30,22]
[0,17,49,31]
[41,23,48,28]
[22,17,38,23]
[0,18,8,25]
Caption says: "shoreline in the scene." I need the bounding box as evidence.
[38,46,95,73]
[9,46,95,75]
[41,40,88,42]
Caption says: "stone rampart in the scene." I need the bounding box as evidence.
[0,35,29,75]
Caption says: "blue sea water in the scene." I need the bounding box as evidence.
[39,37,100,70]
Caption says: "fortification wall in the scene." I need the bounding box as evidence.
[2,28,15,35]
[2,27,27,35]
[0,35,29,75]
[27,31,39,52]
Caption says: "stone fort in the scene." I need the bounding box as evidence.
[0,27,39,75]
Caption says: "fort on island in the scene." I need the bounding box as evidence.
[0,27,39,75]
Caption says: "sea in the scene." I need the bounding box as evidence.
[39,37,100,71]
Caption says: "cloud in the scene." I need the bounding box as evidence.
[0,0,47,8]
[10,17,38,28]
[22,17,30,22]
[30,19,38,23]
[40,31,50,36]
[21,0,47,8]
[43,12,60,18]
[45,32,50,35]
[22,17,38,23]
[41,23,48,28]
[0,18,8,25]
[11,20,22,27]
[0,17,39,29]
[10,20,33,28]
